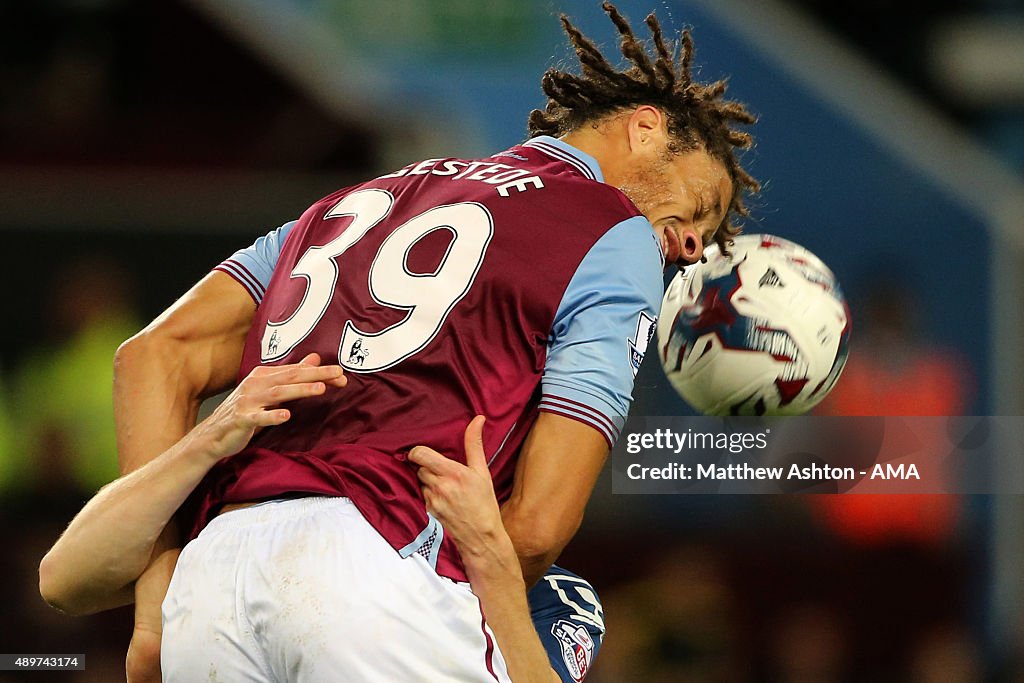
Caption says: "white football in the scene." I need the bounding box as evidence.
[657,234,850,416]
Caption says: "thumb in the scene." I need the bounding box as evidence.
[463,415,487,472]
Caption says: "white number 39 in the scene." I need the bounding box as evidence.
[260,189,494,372]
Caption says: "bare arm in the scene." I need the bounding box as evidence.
[39,358,345,615]
[411,418,560,683]
[500,413,609,587]
[115,270,256,474]
[113,271,256,681]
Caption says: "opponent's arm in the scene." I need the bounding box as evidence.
[411,418,560,683]
[40,358,345,615]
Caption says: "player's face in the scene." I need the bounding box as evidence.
[617,147,733,267]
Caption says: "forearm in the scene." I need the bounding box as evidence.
[501,504,568,589]
[462,534,559,683]
[128,527,181,683]
[517,552,561,592]
[501,413,608,588]
[40,432,220,615]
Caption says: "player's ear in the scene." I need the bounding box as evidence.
[626,105,665,153]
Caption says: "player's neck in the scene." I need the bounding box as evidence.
[560,125,630,188]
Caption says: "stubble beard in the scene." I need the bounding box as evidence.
[614,152,674,218]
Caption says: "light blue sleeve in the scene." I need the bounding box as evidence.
[213,221,297,303]
[539,216,664,446]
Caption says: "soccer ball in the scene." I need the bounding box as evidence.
[657,234,850,416]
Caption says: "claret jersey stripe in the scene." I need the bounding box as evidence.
[537,403,616,447]
[215,261,264,303]
[478,605,501,682]
[538,394,619,446]
[539,394,619,436]
[217,220,296,305]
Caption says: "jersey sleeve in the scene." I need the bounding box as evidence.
[540,216,664,446]
[213,220,297,304]
[528,566,606,683]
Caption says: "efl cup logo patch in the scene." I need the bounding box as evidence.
[551,620,594,682]
[628,311,657,377]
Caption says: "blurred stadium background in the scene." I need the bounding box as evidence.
[2,0,1023,680]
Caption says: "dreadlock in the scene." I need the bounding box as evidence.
[528,2,760,252]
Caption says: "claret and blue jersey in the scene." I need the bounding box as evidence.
[199,135,642,680]
[217,136,662,448]
[195,135,663,585]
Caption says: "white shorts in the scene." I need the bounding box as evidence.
[161,497,510,682]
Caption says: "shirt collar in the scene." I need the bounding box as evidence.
[521,135,605,184]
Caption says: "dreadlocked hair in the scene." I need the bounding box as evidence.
[528,2,760,252]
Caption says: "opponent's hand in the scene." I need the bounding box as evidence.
[409,416,507,559]
[189,353,345,462]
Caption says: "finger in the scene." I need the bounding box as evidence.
[408,446,449,472]
[416,466,441,489]
[463,415,488,472]
[253,408,291,427]
[259,381,328,405]
[421,488,439,517]
[288,353,345,386]
[421,487,451,520]
[263,364,345,385]
[324,370,348,389]
[298,352,322,367]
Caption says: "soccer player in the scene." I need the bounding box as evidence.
[109,3,757,680]
[40,360,604,682]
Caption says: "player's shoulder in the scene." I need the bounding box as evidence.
[530,565,605,683]
[534,564,591,586]
[549,176,640,230]
[513,137,639,221]
[528,565,605,632]
[293,143,644,246]
[301,182,371,219]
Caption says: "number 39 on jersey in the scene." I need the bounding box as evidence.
[260,189,494,372]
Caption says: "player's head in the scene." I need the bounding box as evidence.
[529,2,759,266]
